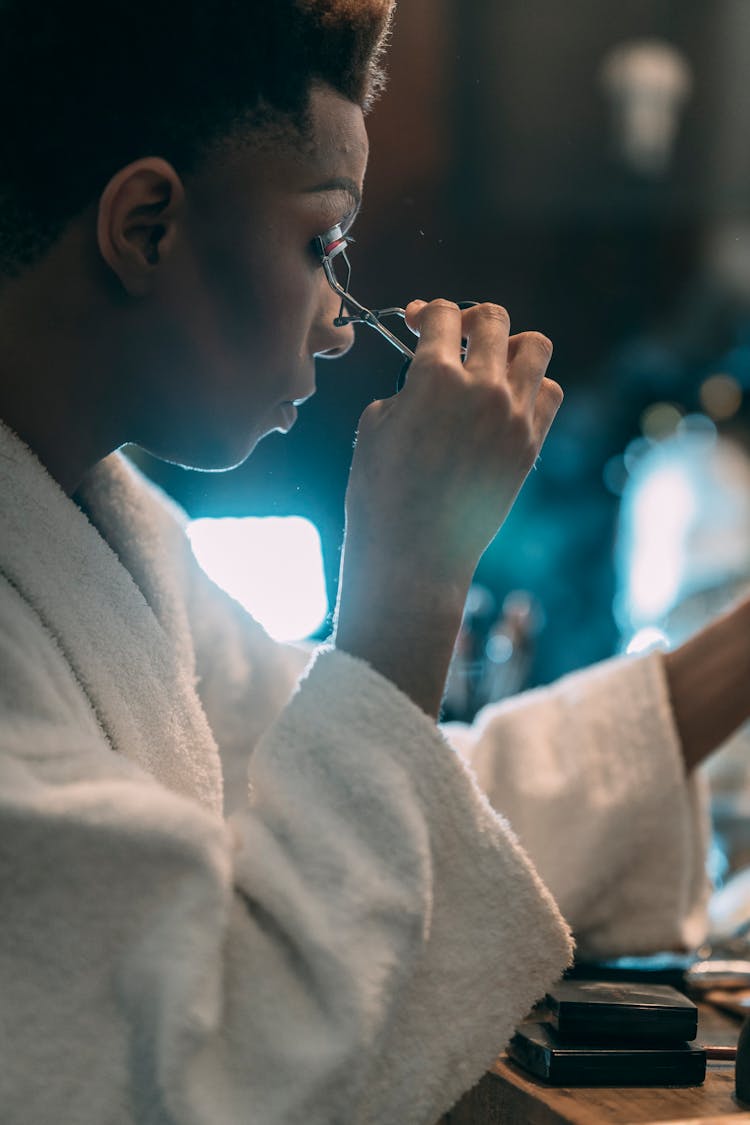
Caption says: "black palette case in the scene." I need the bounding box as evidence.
[508,1021,707,1086]
[544,980,699,1042]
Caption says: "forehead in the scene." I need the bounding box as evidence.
[188,85,368,226]
[254,85,368,223]
[303,84,369,180]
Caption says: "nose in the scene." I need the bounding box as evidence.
[313,279,356,360]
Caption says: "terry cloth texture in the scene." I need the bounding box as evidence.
[0,418,708,1124]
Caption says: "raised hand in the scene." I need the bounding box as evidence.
[334,299,562,717]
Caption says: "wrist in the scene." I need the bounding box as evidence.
[334,571,469,719]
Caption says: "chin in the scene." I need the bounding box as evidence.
[145,426,265,475]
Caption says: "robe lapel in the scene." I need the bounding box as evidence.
[0,422,223,814]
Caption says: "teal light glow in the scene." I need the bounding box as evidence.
[187,516,329,642]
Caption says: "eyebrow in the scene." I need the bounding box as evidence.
[304,176,362,214]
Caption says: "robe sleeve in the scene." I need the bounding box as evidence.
[443,651,711,958]
[184,531,710,961]
[0,590,572,1125]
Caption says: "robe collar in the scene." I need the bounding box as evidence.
[0,421,223,814]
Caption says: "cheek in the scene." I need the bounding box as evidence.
[197,235,318,371]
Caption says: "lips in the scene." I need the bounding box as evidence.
[275,385,315,432]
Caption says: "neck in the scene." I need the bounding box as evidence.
[0,241,122,495]
[0,375,116,497]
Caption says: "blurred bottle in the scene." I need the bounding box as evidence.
[482,591,545,707]
[442,586,544,722]
[442,584,496,723]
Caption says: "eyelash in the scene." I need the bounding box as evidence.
[311,222,354,266]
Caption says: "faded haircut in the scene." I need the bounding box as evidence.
[0,0,395,274]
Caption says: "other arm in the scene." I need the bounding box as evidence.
[664,592,750,773]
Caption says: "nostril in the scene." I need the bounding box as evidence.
[315,323,355,360]
[316,336,354,360]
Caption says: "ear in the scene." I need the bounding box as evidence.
[97,157,185,297]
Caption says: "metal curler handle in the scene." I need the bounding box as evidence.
[333,301,416,362]
[316,225,485,386]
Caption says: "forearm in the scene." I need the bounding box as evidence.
[447,649,711,953]
[663,594,750,773]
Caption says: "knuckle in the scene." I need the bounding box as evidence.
[521,331,553,360]
[508,406,533,439]
[516,425,540,465]
[418,348,463,381]
[475,302,511,327]
[544,377,564,406]
[505,401,535,438]
[483,381,512,413]
[428,298,461,314]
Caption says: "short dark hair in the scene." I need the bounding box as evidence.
[0,0,394,275]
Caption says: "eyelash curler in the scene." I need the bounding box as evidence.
[315,224,476,391]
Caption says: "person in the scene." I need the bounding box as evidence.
[0,2,749,1122]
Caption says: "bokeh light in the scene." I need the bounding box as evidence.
[639,401,684,441]
[699,374,743,421]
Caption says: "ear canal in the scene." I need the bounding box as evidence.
[145,225,166,266]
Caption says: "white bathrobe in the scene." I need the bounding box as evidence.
[0,419,708,1125]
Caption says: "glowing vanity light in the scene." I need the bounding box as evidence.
[187,516,329,642]
[626,466,696,625]
[600,39,692,176]
[616,428,750,644]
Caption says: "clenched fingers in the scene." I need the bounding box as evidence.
[404,299,464,373]
[506,330,554,402]
[403,300,557,430]
[533,376,564,444]
[461,302,512,378]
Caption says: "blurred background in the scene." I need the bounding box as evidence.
[134,0,750,750]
